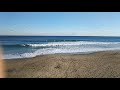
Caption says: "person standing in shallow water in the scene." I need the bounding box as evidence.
[0,47,6,78]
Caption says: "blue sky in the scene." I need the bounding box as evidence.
[0,12,120,36]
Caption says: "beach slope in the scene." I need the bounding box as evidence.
[6,51,120,78]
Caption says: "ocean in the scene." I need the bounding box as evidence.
[0,36,120,59]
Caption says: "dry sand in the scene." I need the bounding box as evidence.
[6,51,120,78]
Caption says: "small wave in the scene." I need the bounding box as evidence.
[4,47,120,59]
[24,41,120,47]
[2,44,29,47]
[3,41,120,47]
[2,41,120,47]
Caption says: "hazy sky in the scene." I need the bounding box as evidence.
[0,12,120,36]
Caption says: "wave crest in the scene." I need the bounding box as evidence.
[23,41,120,47]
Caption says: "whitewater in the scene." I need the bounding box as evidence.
[3,41,120,59]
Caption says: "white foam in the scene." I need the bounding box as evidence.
[4,54,22,59]
[3,41,120,59]
[25,41,120,47]
[4,47,120,59]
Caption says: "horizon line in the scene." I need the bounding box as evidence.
[0,35,120,37]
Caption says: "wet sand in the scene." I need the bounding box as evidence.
[6,51,120,78]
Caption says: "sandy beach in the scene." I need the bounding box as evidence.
[6,51,120,78]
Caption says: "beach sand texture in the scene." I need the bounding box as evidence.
[6,51,120,78]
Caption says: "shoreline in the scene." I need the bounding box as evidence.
[6,50,120,78]
[5,50,120,60]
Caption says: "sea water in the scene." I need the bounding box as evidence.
[0,36,120,59]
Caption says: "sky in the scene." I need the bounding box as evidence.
[0,12,120,36]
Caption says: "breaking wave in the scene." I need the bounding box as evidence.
[4,47,120,59]
[4,41,119,47]
[3,41,120,59]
